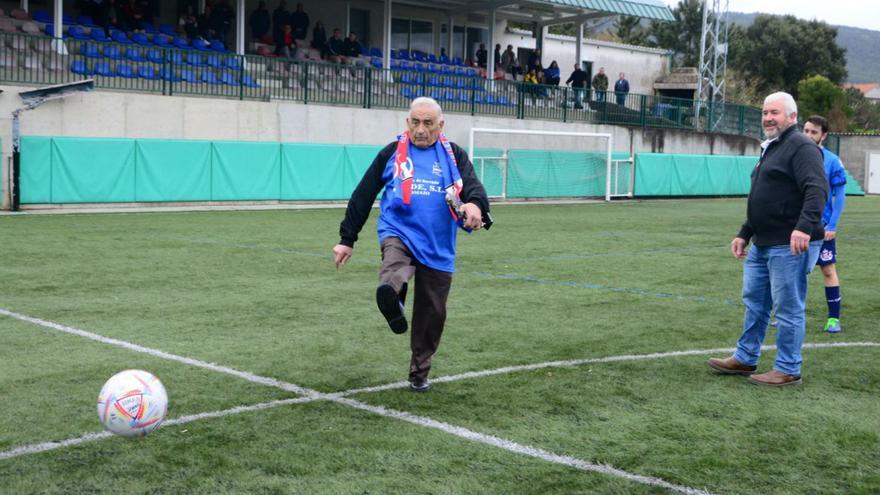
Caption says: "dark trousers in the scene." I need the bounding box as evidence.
[379,237,453,382]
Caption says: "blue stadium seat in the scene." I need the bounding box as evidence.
[159,23,176,36]
[370,57,382,69]
[453,66,464,76]
[472,92,484,104]
[466,68,477,77]
[90,28,110,42]
[172,36,189,49]
[166,50,183,65]
[142,21,158,33]
[360,45,369,56]
[70,60,91,75]
[398,49,409,60]
[103,45,123,60]
[225,57,242,70]
[81,42,101,58]
[452,56,463,66]
[187,52,205,66]
[201,71,220,84]
[443,76,456,88]
[458,90,470,103]
[146,48,163,63]
[111,30,132,44]
[219,71,237,85]
[77,15,97,27]
[427,63,439,73]
[399,60,410,71]
[161,67,181,81]
[427,75,440,87]
[125,47,144,62]
[138,65,159,79]
[68,25,90,40]
[44,24,55,36]
[242,74,260,88]
[390,49,398,59]
[116,64,135,78]
[180,69,197,83]
[33,10,52,23]
[485,94,497,105]
[153,35,173,48]
[401,86,415,98]
[390,59,400,69]
[210,40,225,52]
[370,47,382,58]
[444,89,456,101]
[206,54,223,68]
[413,63,425,73]
[429,89,442,101]
[93,61,114,77]
[427,53,437,64]
[411,51,425,62]
[439,54,450,65]
[192,38,211,51]
[498,95,512,106]
[131,32,152,46]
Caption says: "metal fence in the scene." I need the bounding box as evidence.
[0,31,763,140]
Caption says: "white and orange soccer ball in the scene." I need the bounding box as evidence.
[97,369,168,437]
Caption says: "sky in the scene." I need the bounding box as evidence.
[660,0,880,32]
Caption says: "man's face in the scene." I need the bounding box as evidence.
[407,105,444,149]
[762,98,796,139]
[803,121,827,146]
[599,68,605,75]
[619,72,625,79]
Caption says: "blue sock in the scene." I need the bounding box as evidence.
[825,286,841,319]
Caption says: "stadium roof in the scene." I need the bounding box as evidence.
[393,0,675,24]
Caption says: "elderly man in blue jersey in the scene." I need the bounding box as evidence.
[333,97,491,392]
[803,115,847,333]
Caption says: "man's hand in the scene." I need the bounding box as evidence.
[825,230,836,241]
[730,237,748,259]
[790,230,811,254]
[460,203,483,231]
[333,244,353,268]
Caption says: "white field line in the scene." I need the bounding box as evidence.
[3,310,878,494]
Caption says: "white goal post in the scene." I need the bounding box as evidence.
[468,128,633,202]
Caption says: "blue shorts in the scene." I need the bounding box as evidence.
[817,238,837,266]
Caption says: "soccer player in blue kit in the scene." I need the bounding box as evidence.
[803,115,847,333]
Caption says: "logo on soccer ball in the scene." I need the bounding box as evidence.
[97,369,168,437]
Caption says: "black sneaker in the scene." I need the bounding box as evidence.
[376,284,407,334]
[409,379,431,392]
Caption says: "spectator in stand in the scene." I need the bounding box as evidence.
[566,64,588,109]
[211,0,234,45]
[249,1,270,43]
[522,68,539,103]
[311,20,327,59]
[278,24,295,59]
[475,43,487,68]
[501,45,519,78]
[197,5,215,40]
[592,66,609,102]
[327,28,347,63]
[527,49,542,73]
[439,47,449,64]
[272,0,290,56]
[290,2,309,42]
[614,72,630,106]
[101,0,123,36]
[343,31,363,59]
[494,43,501,66]
[544,60,560,86]
[120,0,144,32]
[178,4,198,40]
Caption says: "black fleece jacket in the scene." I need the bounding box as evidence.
[737,125,828,247]
[338,141,491,247]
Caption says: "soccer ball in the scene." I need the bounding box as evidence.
[97,369,168,437]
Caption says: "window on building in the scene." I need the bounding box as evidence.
[391,18,434,53]
[440,24,465,59]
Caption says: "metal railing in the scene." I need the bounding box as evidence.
[0,31,763,140]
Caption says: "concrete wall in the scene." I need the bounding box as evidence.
[832,135,880,191]
[0,85,761,209]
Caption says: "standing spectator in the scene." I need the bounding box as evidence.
[311,20,327,59]
[493,43,501,66]
[501,44,519,78]
[614,72,630,106]
[439,47,449,64]
[178,4,198,40]
[249,1,270,43]
[544,60,560,86]
[211,0,233,45]
[527,48,542,72]
[707,92,827,387]
[289,2,309,42]
[327,28,347,63]
[197,4,214,40]
[802,115,848,334]
[592,66,608,102]
[475,43,487,68]
[272,0,290,55]
[120,0,144,31]
[333,97,491,392]
[565,64,588,109]
[278,24,294,59]
[343,31,363,58]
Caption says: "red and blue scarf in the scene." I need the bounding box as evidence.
[392,131,465,225]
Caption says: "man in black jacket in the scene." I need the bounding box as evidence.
[708,91,827,386]
[333,97,491,392]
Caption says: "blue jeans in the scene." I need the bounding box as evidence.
[733,241,822,376]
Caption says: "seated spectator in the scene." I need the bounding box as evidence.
[211,0,234,45]
[249,1,270,42]
[120,0,144,31]
[179,5,198,40]
[544,60,560,86]
[522,69,540,103]
[197,5,215,40]
[290,2,309,41]
[327,28,347,63]
[475,43,487,68]
[278,24,295,59]
[527,49,542,73]
[342,31,362,59]
[439,47,449,64]
[311,20,327,58]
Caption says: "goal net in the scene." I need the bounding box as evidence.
[468,128,634,201]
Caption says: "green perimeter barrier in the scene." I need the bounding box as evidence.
[20,138,866,204]
[633,153,866,197]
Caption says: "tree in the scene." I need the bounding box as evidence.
[648,0,703,66]
[845,88,880,133]
[614,15,647,45]
[731,15,847,98]
[796,75,851,131]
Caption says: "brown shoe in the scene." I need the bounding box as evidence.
[706,356,757,375]
[748,370,801,386]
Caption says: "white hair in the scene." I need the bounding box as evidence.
[409,97,444,120]
[764,91,797,116]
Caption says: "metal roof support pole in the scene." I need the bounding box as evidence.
[575,22,583,68]
[383,0,392,70]
[447,14,454,58]
[236,0,245,55]
[487,7,496,81]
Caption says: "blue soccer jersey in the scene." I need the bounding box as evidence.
[821,148,847,232]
